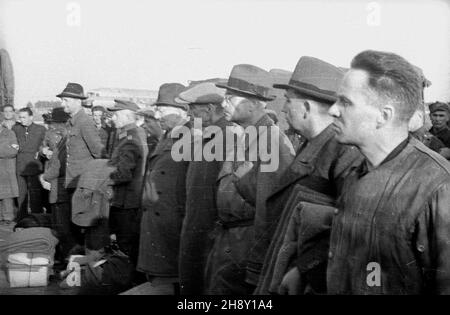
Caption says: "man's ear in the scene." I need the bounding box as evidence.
[378,104,395,127]
[303,101,311,112]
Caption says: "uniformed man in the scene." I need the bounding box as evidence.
[409,104,446,154]
[205,64,295,294]
[327,50,450,294]
[137,83,189,295]
[107,99,148,263]
[174,81,233,295]
[429,101,450,147]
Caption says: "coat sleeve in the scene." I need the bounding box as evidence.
[43,152,61,181]
[417,181,450,294]
[109,141,141,185]
[81,119,104,159]
[245,129,295,285]
[0,130,18,159]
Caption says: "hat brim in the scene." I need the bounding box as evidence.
[216,83,275,102]
[173,97,190,104]
[273,83,337,103]
[107,107,122,112]
[154,102,187,110]
[56,92,88,100]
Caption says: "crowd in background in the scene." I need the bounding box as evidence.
[1,49,450,295]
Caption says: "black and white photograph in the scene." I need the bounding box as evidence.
[0,0,450,300]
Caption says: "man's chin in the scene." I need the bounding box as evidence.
[334,133,350,144]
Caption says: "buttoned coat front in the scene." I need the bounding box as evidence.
[137,126,190,277]
[65,109,103,189]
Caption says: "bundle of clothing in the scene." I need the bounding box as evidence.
[0,227,59,265]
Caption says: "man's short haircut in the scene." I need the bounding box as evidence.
[350,50,422,123]
[19,107,33,116]
[3,104,14,111]
[92,105,106,113]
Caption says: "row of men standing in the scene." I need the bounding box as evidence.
[1,48,449,295]
[130,50,450,295]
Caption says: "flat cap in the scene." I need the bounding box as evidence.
[137,109,157,119]
[175,82,225,105]
[429,102,450,114]
[108,99,140,112]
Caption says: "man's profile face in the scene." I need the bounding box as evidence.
[221,92,252,124]
[328,69,380,146]
[83,107,93,116]
[144,116,161,136]
[111,110,128,129]
[188,104,212,127]
[155,106,186,131]
[61,97,81,115]
[3,106,15,120]
[18,111,33,127]
[430,110,449,129]
[282,89,308,135]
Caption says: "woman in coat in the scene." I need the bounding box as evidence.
[0,123,19,224]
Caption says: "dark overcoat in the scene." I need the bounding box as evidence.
[255,125,363,294]
[12,122,46,176]
[108,123,147,209]
[137,124,190,277]
[179,117,232,295]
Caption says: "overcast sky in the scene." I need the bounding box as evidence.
[0,0,449,107]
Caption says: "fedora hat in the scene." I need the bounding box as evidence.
[216,64,276,101]
[274,56,344,104]
[154,83,187,110]
[56,82,88,100]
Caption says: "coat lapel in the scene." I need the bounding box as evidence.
[269,125,336,198]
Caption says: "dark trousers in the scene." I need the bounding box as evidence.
[17,175,43,220]
[109,207,140,264]
[51,202,77,259]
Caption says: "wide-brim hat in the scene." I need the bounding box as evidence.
[216,64,276,101]
[274,56,344,104]
[154,83,187,110]
[56,82,88,100]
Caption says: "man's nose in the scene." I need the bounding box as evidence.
[328,103,340,117]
